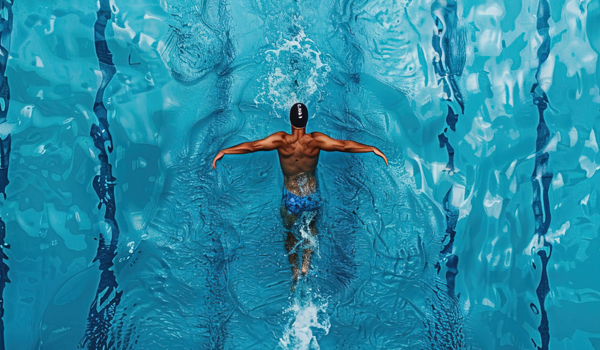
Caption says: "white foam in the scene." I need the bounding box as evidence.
[278,296,330,350]
[256,28,331,118]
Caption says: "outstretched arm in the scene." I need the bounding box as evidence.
[312,132,388,166]
[212,132,285,169]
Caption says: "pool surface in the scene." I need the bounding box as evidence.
[1,0,599,349]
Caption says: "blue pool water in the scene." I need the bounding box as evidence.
[1,0,599,349]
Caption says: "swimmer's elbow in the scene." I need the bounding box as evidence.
[340,141,354,152]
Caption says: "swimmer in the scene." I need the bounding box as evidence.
[212,103,388,282]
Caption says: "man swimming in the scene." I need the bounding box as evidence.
[212,103,388,281]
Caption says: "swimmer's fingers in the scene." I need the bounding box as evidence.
[212,151,225,169]
[373,149,388,166]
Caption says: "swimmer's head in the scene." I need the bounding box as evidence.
[290,103,308,128]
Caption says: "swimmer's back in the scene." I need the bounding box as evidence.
[276,131,321,177]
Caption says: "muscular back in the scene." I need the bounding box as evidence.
[276,132,320,177]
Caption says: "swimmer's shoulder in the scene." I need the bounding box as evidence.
[304,132,324,150]
[307,131,329,143]
[270,131,289,141]
[309,131,327,138]
[271,131,293,147]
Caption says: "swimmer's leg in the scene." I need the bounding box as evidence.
[285,231,300,281]
[281,204,300,281]
[301,219,318,275]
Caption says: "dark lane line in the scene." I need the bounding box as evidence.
[531,0,552,349]
[429,1,466,348]
[0,0,14,348]
[80,1,122,349]
[432,0,465,175]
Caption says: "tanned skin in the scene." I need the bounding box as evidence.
[212,125,388,281]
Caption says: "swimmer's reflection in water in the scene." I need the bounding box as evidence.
[213,103,388,284]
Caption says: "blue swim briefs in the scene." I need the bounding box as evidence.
[282,187,320,215]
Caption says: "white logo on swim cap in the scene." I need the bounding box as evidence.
[297,104,302,118]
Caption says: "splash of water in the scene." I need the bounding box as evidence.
[255,26,331,118]
[278,281,330,350]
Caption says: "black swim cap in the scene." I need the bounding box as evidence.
[290,103,309,128]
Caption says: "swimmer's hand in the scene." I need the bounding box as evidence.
[373,148,388,166]
[212,151,225,169]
